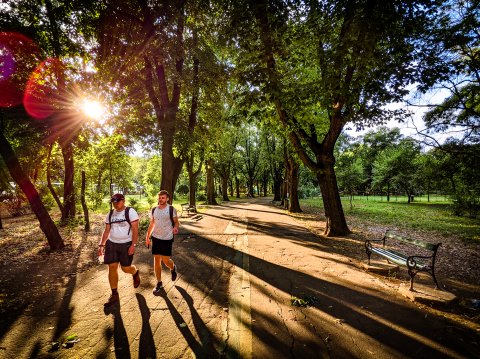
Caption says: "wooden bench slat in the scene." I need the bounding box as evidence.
[384,232,439,251]
[371,248,407,265]
[365,230,442,291]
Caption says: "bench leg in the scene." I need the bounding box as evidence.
[431,271,440,290]
[365,242,372,265]
[408,268,417,291]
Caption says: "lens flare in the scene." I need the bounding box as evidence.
[23,58,65,120]
[0,32,40,108]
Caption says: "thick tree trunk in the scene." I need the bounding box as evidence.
[316,160,349,236]
[221,176,229,201]
[81,171,90,231]
[60,140,75,222]
[206,158,217,205]
[273,178,282,201]
[0,131,64,249]
[160,126,184,204]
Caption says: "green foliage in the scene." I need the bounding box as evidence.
[128,197,138,208]
[298,185,319,199]
[372,139,421,197]
[176,184,189,195]
[451,189,479,218]
[142,155,162,198]
[39,191,55,211]
[301,196,480,241]
[138,217,150,235]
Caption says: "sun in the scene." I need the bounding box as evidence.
[79,98,105,120]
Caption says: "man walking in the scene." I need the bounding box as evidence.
[146,190,179,295]
[98,193,141,307]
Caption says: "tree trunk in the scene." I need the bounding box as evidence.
[0,131,64,250]
[288,159,302,213]
[229,179,234,197]
[262,172,268,196]
[315,160,349,236]
[160,126,184,204]
[46,145,64,214]
[81,171,90,231]
[60,140,75,223]
[221,176,229,201]
[273,171,282,201]
[186,150,203,206]
[206,158,217,205]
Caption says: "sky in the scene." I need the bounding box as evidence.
[345,87,453,145]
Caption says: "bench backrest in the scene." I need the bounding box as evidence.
[384,230,441,252]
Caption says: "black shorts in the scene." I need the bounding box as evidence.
[151,236,174,256]
[104,240,133,266]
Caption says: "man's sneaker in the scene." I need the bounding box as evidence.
[171,265,177,281]
[133,270,140,288]
[104,292,119,307]
[153,282,163,296]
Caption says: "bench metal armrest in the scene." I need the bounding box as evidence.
[406,254,434,269]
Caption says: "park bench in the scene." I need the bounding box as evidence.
[365,230,441,291]
[181,203,197,217]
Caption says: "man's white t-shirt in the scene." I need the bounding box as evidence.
[105,207,139,243]
[149,205,177,240]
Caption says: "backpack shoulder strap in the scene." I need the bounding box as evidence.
[125,207,130,223]
[108,209,113,224]
[151,206,156,217]
[125,207,132,235]
[169,205,174,228]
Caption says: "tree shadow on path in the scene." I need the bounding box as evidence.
[183,232,480,358]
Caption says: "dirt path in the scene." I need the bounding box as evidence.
[0,199,479,358]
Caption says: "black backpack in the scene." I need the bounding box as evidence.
[108,206,132,234]
[151,205,175,228]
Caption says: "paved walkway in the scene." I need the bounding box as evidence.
[0,199,479,358]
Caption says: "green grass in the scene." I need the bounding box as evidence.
[300,196,480,241]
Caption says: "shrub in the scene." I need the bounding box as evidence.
[176,184,189,195]
[129,197,138,208]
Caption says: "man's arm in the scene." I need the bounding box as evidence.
[128,220,139,255]
[173,216,179,235]
[98,223,111,256]
[145,218,155,247]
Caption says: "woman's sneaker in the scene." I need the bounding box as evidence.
[153,282,163,296]
[171,265,177,281]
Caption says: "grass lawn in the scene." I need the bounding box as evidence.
[300,196,480,241]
